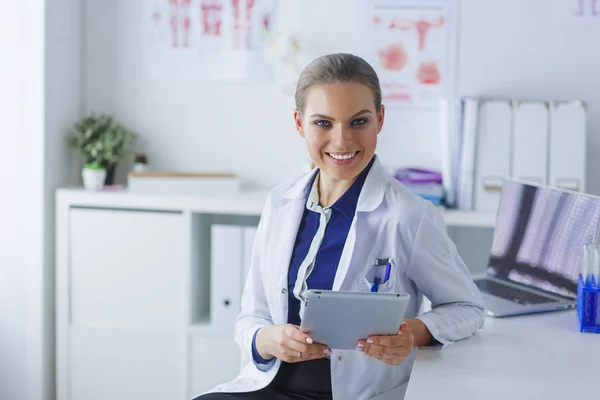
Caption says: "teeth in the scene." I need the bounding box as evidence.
[329,152,357,160]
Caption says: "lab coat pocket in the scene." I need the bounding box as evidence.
[358,277,395,293]
[359,258,396,293]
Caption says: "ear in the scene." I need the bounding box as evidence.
[293,109,304,137]
[377,104,385,134]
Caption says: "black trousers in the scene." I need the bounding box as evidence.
[194,358,332,400]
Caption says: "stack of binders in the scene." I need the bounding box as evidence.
[452,97,587,212]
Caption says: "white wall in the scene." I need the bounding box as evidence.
[0,0,81,399]
[83,0,600,193]
[83,0,445,188]
[44,0,83,398]
[0,1,45,400]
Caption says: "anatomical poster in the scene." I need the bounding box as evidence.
[359,0,458,110]
[144,0,277,81]
[553,0,600,26]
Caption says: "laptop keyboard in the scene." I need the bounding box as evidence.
[475,279,558,305]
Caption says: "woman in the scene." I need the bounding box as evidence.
[195,53,485,400]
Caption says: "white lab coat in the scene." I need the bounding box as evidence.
[201,156,485,400]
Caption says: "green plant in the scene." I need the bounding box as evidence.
[83,162,105,170]
[67,113,137,166]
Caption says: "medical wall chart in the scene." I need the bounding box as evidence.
[144,0,278,81]
[553,0,600,26]
[359,0,458,111]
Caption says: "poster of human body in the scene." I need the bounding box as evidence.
[553,0,599,25]
[145,0,277,80]
[360,1,458,110]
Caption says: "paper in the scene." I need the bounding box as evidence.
[144,0,277,81]
[360,0,457,110]
[553,0,600,26]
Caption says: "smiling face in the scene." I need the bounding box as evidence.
[294,82,385,183]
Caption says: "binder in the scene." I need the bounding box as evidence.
[241,226,257,290]
[456,97,479,210]
[474,100,512,212]
[210,224,243,330]
[511,101,549,185]
[549,101,586,192]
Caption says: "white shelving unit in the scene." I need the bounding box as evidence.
[55,188,495,400]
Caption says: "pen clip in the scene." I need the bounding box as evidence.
[374,258,394,284]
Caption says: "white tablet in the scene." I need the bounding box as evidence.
[299,289,411,350]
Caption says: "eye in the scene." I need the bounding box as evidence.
[314,120,332,128]
[350,118,368,126]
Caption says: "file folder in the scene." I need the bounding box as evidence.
[549,101,586,192]
[512,101,549,185]
[210,224,243,330]
[241,227,257,290]
[456,97,479,210]
[474,100,512,212]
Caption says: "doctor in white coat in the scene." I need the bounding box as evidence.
[194,53,485,400]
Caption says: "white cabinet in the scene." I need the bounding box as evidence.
[69,326,183,400]
[190,334,241,397]
[63,208,188,400]
[57,196,262,400]
[69,208,187,327]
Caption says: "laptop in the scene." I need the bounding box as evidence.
[473,180,600,317]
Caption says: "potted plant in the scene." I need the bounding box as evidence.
[66,113,137,186]
[81,162,106,191]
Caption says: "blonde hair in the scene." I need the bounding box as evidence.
[295,53,382,116]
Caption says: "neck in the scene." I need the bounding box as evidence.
[317,172,357,208]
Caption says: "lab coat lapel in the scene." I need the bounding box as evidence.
[270,199,304,324]
[332,216,357,290]
[269,170,316,324]
[333,156,388,291]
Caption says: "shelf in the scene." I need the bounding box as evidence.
[57,188,498,228]
[441,209,497,228]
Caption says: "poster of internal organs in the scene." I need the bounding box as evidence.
[144,0,277,81]
[553,0,599,26]
[360,0,458,110]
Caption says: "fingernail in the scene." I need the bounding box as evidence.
[323,349,331,355]
[356,343,364,348]
[355,346,364,352]
[306,338,313,344]
[367,339,374,344]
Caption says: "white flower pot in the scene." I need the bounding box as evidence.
[82,168,106,191]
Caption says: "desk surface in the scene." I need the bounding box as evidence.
[406,310,600,399]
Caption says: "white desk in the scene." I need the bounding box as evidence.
[405,310,600,399]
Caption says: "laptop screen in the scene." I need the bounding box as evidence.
[487,181,600,298]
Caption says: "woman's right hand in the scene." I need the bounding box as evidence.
[255,324,331,363]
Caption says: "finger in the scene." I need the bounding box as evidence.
[286,325,316,345]
[399,321,409,333]
[281,347,328,363]
[363,344,387,359]
[362,342,411,359]
[303,343,330,355]
[302,351,328,361]
[379,353,406,365]
[365,334,404,348]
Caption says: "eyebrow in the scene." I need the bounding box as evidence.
[309,109,373,120]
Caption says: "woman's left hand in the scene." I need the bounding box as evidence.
[356,321,414,365]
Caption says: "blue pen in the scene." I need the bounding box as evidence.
[383,261,392,283]
[370,277,381,292]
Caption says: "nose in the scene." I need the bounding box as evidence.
[330,125,352,146]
